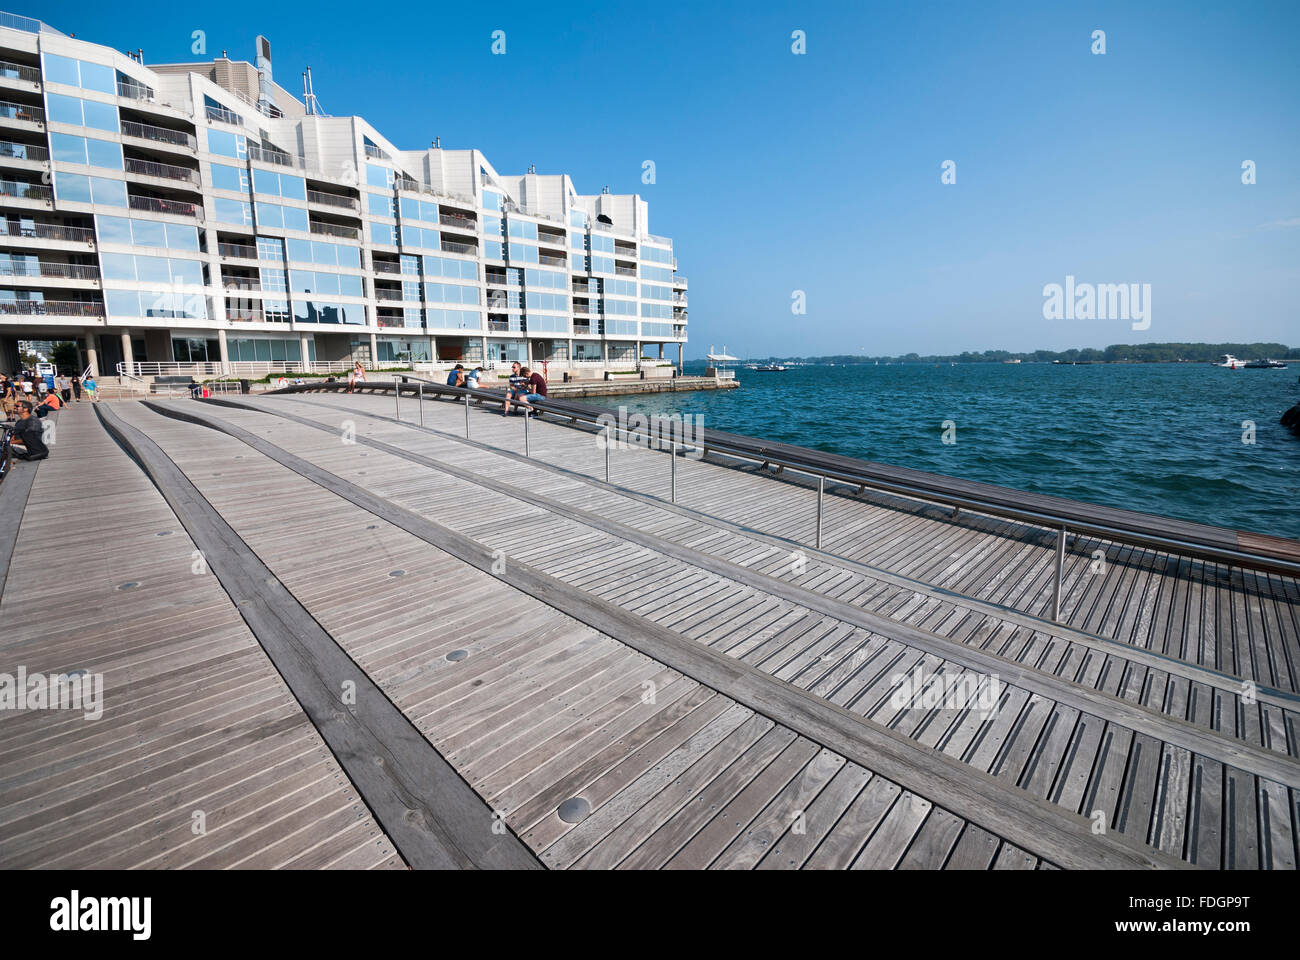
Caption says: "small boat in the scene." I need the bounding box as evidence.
[1003,358,1021,364]
[753,364,787,372]
[1215,354,1243,369]
[1243,358,1288,369]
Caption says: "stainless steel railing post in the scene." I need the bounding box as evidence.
[394,380,400,419]
[605,424,611,482]
[417,383,424,426]
[524,408,530,457]
[464,392,470,439]
[816,475,824,548]
[671,440,677,503]
[1052,525,1067,621]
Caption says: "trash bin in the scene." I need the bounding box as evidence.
[239,379,250,394]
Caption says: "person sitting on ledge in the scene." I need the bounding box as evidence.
[502,361,527,415]
[446,364,465,392]
[9,402,49,461]
[516,365,548,415]
[34,389,62,417]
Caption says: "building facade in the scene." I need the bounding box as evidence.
[0,11,688,378]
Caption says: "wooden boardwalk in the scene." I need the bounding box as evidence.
[3,389,1296,869]
[0,404,401,869]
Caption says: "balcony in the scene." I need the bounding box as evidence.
[120,120,196,149]
[221,276,261,292]
[573,322,593,335]
[364,143,389,161]
[218,241,258,259]
[672,293,688,304]
[0,140,46,161]
[247,143,301,168]
[372,261,404,275]
[0,260,99,280]
[488,319,523,333]
[307,190,358,210]
[538,254,566,268]
[0,179,50,201]
[128,195,200,218]
[309,221,358,240]
[439,212,476,230]
[124,157,199,184]
[672,275,687,287]
[614,265,636,277]
[0,220,94,243]
[0,100,42,124]
[0,61,40,85]
[440,239,476,256]
[116,79,155,102]
[0,300,104,318]
[225,307,267,323]
[204,103,243,126]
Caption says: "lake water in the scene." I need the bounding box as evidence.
[615,363,1300,539]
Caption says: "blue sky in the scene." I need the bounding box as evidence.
[29,0,1300,358]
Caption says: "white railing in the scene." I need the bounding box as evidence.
[117,359,418,378]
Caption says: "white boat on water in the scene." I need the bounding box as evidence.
[1215,354,1243,369]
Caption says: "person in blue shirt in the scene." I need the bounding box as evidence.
[445,364,465,389]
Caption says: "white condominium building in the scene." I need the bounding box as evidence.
[0,10,689,378]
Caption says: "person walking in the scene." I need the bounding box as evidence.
[83,373,98,401]
[71,375,82,402]
[56,373,71,403]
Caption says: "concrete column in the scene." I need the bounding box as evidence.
[480,335,487,367]
[368,332,378,367]
[635,340,641,369]
[299,334,311,372]
[677,343,683,372]
[120,331,134,377]
[428,335,437,364]
[216,329,230,376]
[84,333,99,378]
[658,343,664,359]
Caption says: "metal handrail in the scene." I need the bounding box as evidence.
[120,119,196,148]
[0,60,40,83]
[269,379,1300,584]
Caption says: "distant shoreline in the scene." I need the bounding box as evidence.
[688,343,1299,366]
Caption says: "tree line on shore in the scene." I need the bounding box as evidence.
[767,343,1300,365]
